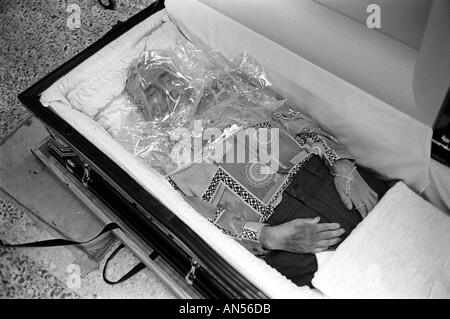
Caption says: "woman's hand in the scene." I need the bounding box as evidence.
[260,217,345,253]
[332,159,379,218]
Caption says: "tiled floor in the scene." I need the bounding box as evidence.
[0,0,176,299]
[0,193,82,299]
[0,189,175,299]
[0,248,80,299]
[0,0,153,143]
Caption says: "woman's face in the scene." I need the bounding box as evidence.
[142,66,188,122]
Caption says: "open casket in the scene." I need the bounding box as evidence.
[19,0,450,298]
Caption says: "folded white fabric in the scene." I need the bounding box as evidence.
[312,182,450,299]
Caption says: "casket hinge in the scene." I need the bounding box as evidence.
[65,159,76,174]
[185,258,200,286]
[82,164,91,187]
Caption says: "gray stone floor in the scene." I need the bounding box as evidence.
[0,0,175,299]
[0,0,153,143]
[0,188,175,299]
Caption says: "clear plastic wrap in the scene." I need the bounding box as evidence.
[117,42,284,175]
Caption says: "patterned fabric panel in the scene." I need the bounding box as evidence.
[295,133,339,167]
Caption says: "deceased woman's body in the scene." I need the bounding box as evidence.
[117,45,391,287]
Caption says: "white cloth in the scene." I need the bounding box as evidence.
[312,182,450,299]
[423,159,450,214]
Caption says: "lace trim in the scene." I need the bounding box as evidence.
[295,133,339,166]
[241,228,258,241]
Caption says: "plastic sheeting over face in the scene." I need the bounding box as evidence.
[118,42,284,175]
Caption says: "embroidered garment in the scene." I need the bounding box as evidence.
[169,104,354,256]
[263,156,390,287]
[272,102,353,169]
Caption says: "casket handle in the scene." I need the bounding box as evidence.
[185,258,200,286]
[65,159,76,174]
[82,163,91,187]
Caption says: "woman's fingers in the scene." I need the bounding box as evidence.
[362,192,375,212]
[316,228,345,240]
[352,189,373,217]
[364,200,374,213]
[350,173,380,216]
[363,187,379,213]
[315,222,342,232]
[355,200,368,218]
[370,188,379,199]
[335,180,353,210]
[315,238,341,249]
[362,179,379,205]
[369,192,379,208]
[370,191,379,207]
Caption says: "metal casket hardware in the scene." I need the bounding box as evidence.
[82,164,91,187]
[185,259,200,286]
[65,159,76,174]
